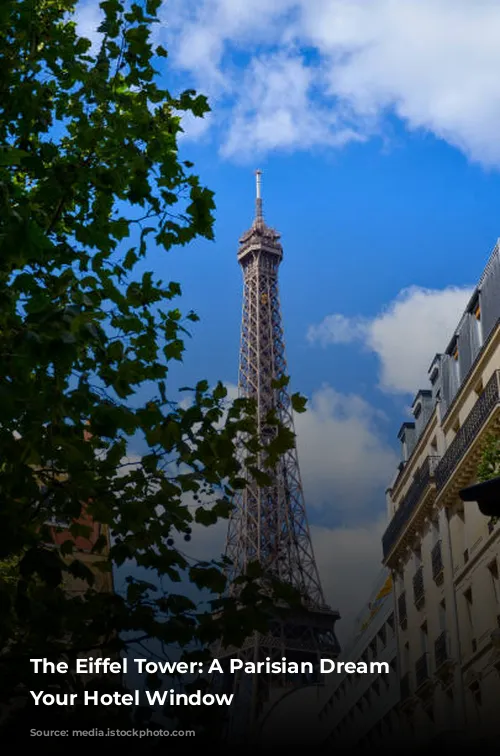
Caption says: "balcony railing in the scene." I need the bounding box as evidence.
[434,630,449,669]
[435,370,500,491]
[382,456,440,560]
[415,653,429,688]
[431,540,444,582]
[398,591,407,626]
[413,565,425,607]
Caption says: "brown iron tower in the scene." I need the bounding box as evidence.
[217,172,340,740]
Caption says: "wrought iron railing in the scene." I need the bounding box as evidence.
[413,565,424,606]
[431,540,443,581]
[382,456,440,559]
[435,371,500,491]
[398,591,407,626]
[400,672,410,700]
[434,631,448,669]
[415,653,429,688]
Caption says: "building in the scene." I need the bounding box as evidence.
[49,504,113,596]
[318,570,400,751]
[383,239,500,745]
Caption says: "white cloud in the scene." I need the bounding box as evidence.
[308,285,473,394]
[154,0,500,165]
[178,110,213,143]
[294,385,397,515]
[75,1,103,52]
[220,52,364,160]
[307,313,368,346]
[310,518,386,644]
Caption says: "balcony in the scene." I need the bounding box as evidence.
[435,370,500,493]
[431,540,444,583]
[415,653,433,698]
[415,653,429,688]
[413,565,425,608]
[434,631,449,668]
[382,456,440,560]
[398,591,407,627]
[434,631,454,682]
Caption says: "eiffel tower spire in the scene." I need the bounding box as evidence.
[255,168,263,222]
[217,172,341,741]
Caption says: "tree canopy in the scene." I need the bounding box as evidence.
[0,0,305,736]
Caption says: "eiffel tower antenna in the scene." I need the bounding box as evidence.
[215,171,341,742]
[255,169,263,220]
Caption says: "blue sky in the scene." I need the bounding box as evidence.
[79,0,500,639]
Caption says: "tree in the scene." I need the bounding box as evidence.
[0,0,304,735]
[476,432,500,526]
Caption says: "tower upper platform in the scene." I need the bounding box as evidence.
[238,170,283,263]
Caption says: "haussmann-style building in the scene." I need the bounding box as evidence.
[383,239,500,746]
[318,569,400,751]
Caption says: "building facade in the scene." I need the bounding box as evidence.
[318,570,400,750]
[383,240,500,745]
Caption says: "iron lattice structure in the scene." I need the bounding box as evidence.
[217,172,340,740]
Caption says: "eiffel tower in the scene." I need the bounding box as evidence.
[216,171,340,742]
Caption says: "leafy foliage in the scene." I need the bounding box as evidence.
[477,432,500,525]
[0,0,305,731]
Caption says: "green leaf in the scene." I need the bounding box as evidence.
[291,392,307,413]
[60,540,74,556]
[195,507,218,526]
[0,148,29,166]
[272,376,290,389]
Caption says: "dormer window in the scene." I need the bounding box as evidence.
[414,403,422,419]
[453,348,459,361]
[475,304,481,321]
[429,366,439,385]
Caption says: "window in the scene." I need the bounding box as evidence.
[464,588,474,651]
[420,621,428,654]
[472,299,483,347]
[439,599,446,631]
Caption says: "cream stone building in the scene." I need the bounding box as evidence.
[383,240,500,745]
[317,569,400,750]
